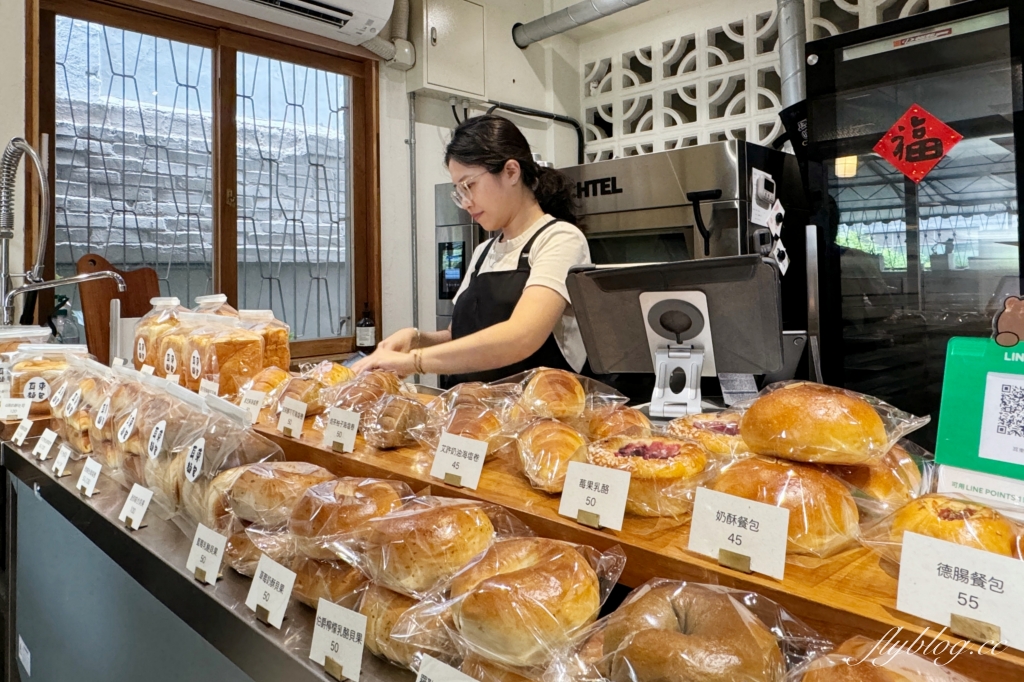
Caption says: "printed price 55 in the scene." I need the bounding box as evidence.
[957,592,980,610]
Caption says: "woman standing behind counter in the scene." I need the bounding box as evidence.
[352,115,591,386]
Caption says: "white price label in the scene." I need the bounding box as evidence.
[52,444,73,476]
[245,554,297,629]
[165,373,179,386]
[63,388,82,419]
[0,399,32,422]
[186,523,228,584]
[117,408,138,444]
[140,364,155,376]
[0,383,10,400]
[136,337,146,363]
[277,397,307,437]
[189,349,202,379]
[198,379,220,398]
[118,484,154,530]
[558,461,631,531]
[12,418,32,446]
[49,382,67,410]
[898,532,1024,649]
[184,437,205,482]
[688,487,790,580]
[416,655,477,682]
[77,456,103,497]
[430,431,488,490]
[23,377,50,402]
[240,390,267,426]
[163,349,177,374]
[93,397,111,429]
[33,428,58,460]
[309,599,366,677]
[114,355,127,367]
[147,420,167,459]
[324,407,359,453]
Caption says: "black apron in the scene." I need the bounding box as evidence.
[443,219,577,387]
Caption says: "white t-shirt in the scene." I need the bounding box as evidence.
[453,214,591,372]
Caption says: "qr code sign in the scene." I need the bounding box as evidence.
[997,383,1024,437]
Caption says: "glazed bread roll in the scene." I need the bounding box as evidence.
[602,583,783,682]
[588,436,708,518]
[247,366,292,395]
[289,556,367,609]
[289,478,407,560]
[827,443,923,511]
[449,538,600,668]
[517,418,587,493]
[521,368,586,420]
[224,524,296,576]
[360,583,421,666]
[667,411,748,457]
[712,457,860,556]
[799,635,975,681]
[445,404,502,442]
[222,461,336,526]
[741,383,888,465]
[365,395,428,450]
[889,494,1017,558]
[367,501,495,594]
[587,404,651,440]
[313,361,357,387]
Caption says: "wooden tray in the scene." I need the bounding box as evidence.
[258,425,1024,680]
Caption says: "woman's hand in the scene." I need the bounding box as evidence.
[350,348,417,377]
[376,327,418,353]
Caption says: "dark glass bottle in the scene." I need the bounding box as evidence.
[355,303,376,351]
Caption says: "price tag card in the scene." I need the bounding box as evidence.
[897,532,1024,649]
[429,431,487,490]
[240,390,266,425]
[186,523,228,584]
[118,484,154,530]
[0,383,10,400]
[52,444,73,477]
[416,655,477,682]
[140,364,155,375]
[558,461,631,531]
[183,437,205,482]
[76,457,102,497]
[309,599,366,679]
[165,373,180,386]
[49,382,67,410]
[245,554,297,629]
[324,407,359,453]
[12,418,33,446]
[0,398,32,422]
[277,397,307,437]
[688,487,790,580]
[198,379,220,398]
[112,357,126,367]
[33,428,58,460]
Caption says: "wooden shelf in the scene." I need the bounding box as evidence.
[258,426,1024,681]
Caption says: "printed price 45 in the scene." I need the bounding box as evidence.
[728,533,743,546]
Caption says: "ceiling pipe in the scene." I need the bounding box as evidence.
[512,0,652,48]
[778,0,807,108]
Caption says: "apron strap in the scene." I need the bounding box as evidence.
[470,237,496,278]
[516,219,560,271]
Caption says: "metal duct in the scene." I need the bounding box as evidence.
[778,0,806,108]
[513,0,652,48]
[361,0,410,64]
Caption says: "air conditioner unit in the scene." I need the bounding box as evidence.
[192,0,394,45]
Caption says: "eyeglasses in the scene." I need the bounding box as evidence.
[450,170,488,208]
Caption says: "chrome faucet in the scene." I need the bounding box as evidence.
[0,136,125,325]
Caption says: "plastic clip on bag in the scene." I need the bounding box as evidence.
[238,309,291,371]
[132,297,187,371]
[9,343,89,417]
[192,293,239,317]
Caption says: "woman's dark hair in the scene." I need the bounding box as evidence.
[444,114,578,224]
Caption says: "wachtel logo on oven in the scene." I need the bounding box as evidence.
[893,27,953,48]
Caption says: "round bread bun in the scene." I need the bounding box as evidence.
[588,404,651,440]
[289,556,367,609]
[588,437,708,518]
[365,395,428,450]
[289,478,406,560]
[517,418,588,493]
[740,383,888,465]
[521,368,586,420]
[602,583,783,682]
[461,655,534,682]
[444,404,502,449]
[712,457,860,556]
[666,411,748,457]
[799,635,965,681]
[224,461,336,526]
[827,443,922,511]
[367,501,495,594]
[889,494,1017,557]
[450,538,600,668]
[359,583,421,667]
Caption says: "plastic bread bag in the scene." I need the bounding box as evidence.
[88,364,148,476]
[581,402,652,442]
[232,365,293,425]
[56,358,116,458]
[426,381,524,421]
[410,401,506,458]
[859,493,1021,566]
[709,456,861,559]
[238,309,291,371]
[311,369,403,434]
[666,410,750,459]
[358,582,433,668]
[506,417,589,494]
[738,381,930,466]
[0,325,51,355]
[390,538,627,672]
[549,579,831,682]
[222,518,297,577]
[108,372,165,491]
[824,439,936,519]
[501,367,626,424]
[277,361,359,423]
[9,343,89,417]
[192,292,239,317]
[183,314,264,398]
[133,297,188,371]
[153,312,206,382]
[461,655,539,682]
[785,635,979,682]
[363,393,430,450]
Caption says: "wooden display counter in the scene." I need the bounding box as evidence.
[259,425,1024,681]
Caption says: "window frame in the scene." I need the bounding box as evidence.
[27,0,381,361]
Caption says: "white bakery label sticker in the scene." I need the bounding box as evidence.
[163,349,177,374]
[52,444,73,476]
[190,350,202,379]
[49,382,67,410]
[140,364,156,376]
[245,554,296,629]
[430,431,487,490]
[0,399,31,422]
[241,390,266,425]
[559,461,631,531]
[12,418,32,446]
[277,397,307,437]
[118,484,153,530]
[898,532,1024,649]
[183,437,205,482]
[186,523,227,585]
[416,655,476,682]
[114,355,126,367]
[76,456,103,497]
[689,487,790,580]
[33,428,58,460]
[165,373,179,386]
[117,409,138,444]
[309,599,366,677]
[198,379,220,398]
[324,407,359,453]
[23,377,50,402]
[63,388,82,419]
[136,338,146,363]
[93,397,111,429]
[147,420,167,459]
